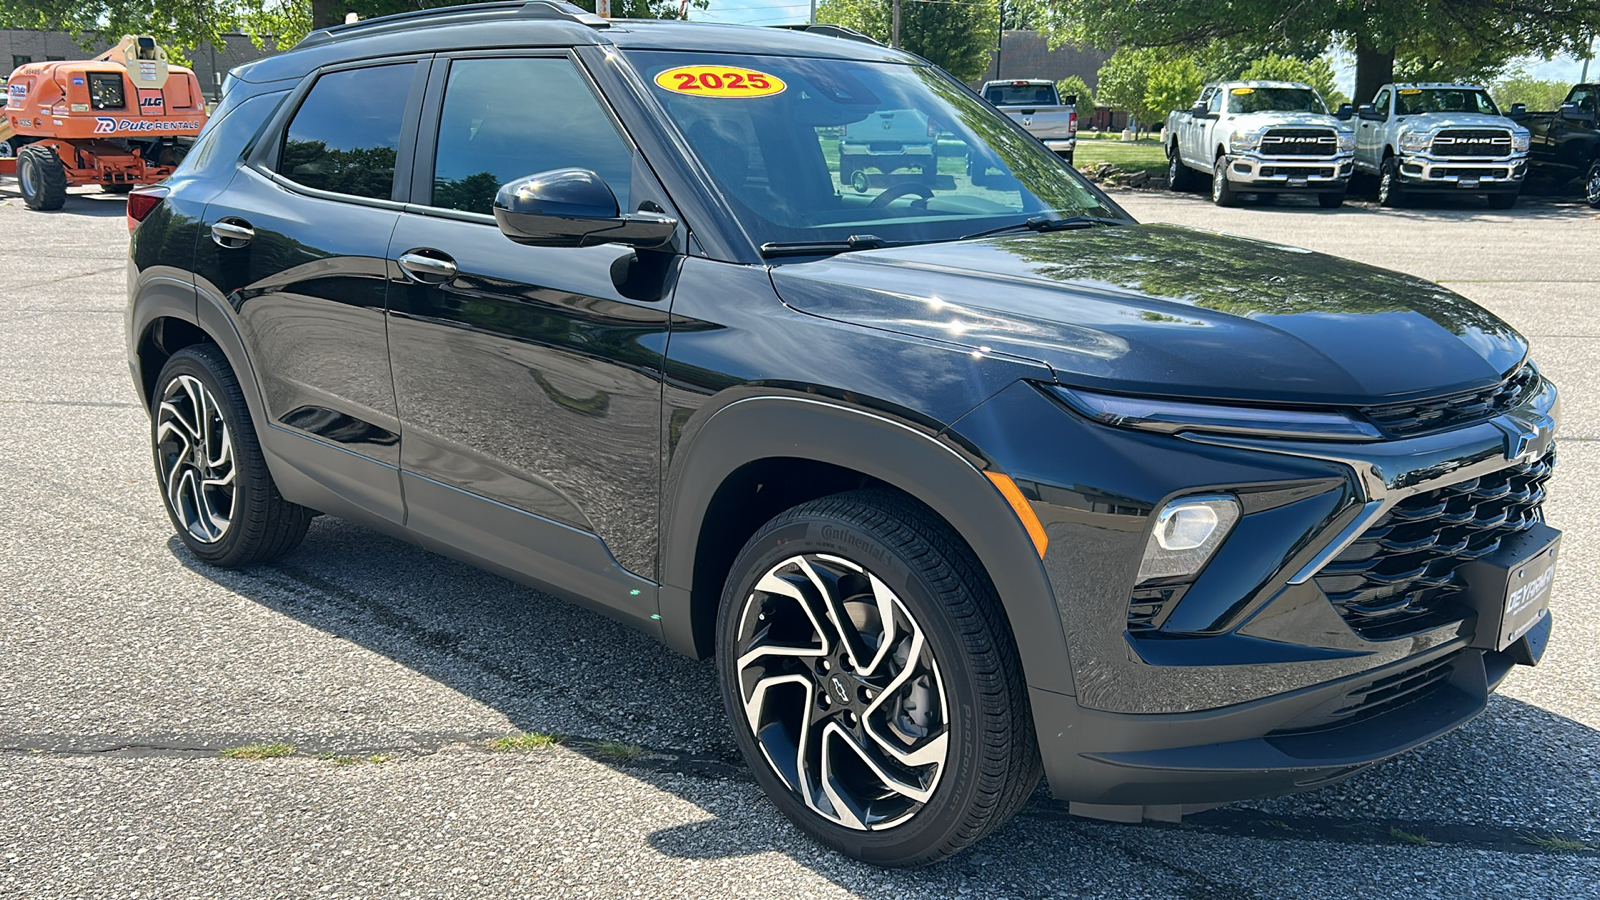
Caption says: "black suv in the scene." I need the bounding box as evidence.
[126,1,1561,867]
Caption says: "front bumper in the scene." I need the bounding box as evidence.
[1396,153,1528,191]
[1224,151,1355,190]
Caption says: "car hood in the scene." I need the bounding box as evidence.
[1230,111,1351,132]
[769,224,1526,406]
[1398,112,1521,132]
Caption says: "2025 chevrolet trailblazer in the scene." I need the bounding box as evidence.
[125,1,1561,866]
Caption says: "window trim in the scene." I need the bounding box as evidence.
[248,54,433,208]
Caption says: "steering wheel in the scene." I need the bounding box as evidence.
[868,182,934,209]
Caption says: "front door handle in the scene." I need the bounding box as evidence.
[210,219,254,249]
[397,251,459,284]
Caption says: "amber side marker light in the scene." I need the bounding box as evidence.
[983,471,1049,558]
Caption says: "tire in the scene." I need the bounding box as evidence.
[1167,145,1194,191]
[716,490,1039,867]
[151,344,313,567]
[0,139,14,159]
[17,145,67,211]
[1211,156,1238,206]
[1583,160,1600,209]
[1056,149,1074,165]
[1486,191,1517,210]
[1378,157,1406,208]
[1318,190,1346,209]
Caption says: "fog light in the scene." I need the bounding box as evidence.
[1138,495,1240,583]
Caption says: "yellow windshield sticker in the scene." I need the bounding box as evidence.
[1399,89,1423,95]
[1231,87,1255,94]
[654,66,787,98]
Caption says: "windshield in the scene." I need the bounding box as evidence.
[1226,87,1328,115]
[983,84,1059,106]
[626,51,1122,251]
[1395,88,1500,116]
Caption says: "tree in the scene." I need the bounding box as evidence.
[1095,48,1201,133]
[1045,0,1600,111]
[1240,53,1348,109]
[1055,74,1093,107]
[817,0,999,83]
[1490,67,1574,111]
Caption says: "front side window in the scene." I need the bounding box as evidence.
[278,63,415,200]
[1395,88,1500,117]
[1226,87,1327,115]
[1204,88,1222,114]
[1374,89,1392,117]
[430,57,633,215]
[625,50,1120,249]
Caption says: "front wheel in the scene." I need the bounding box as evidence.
[1378,157,1406,207]
[1211,157,1238,206]
[1583,160,1600,209]
[717,490,1039,866]
[17,145,67,211]
[152,344,313,566]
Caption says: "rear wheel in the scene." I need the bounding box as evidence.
[17,145,67,211]
[1378,157,1406,207]
[1167,145,1194,191]
[717,490,1039,866]
[152,344,313,566]
[1583,160,1600,209]
[106,184,135,195]
[1211,156,1238,206]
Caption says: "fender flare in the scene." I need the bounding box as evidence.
[658,394,1075,697]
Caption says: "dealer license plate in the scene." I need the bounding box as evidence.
[1287,178,1308,188]
[1460,523,1559,652]
[1459,178,1480,189]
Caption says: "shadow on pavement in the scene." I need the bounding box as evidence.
[174,509,1600,892]
[0,182,129,218]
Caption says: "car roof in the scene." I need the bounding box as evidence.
[231,1,917,84]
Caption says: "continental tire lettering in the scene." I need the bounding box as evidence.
[817,524,887,564]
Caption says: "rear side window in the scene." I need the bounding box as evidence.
[278,63,415,200]
[429,57,633,214]
[177,90,285,176]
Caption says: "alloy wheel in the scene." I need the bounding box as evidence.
[1586,163,1600,208]
[732,553,949,831]
[155,373,237,543]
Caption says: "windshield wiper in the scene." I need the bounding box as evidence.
[955,215,1127,242]
[760,234,889,258]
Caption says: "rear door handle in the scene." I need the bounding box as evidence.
[397,251,459,284]
[210,219,254,248]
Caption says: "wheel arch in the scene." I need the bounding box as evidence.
[658,394,1074,697]
[130,281,270,431]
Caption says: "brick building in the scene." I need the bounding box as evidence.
[973,30,1128,131]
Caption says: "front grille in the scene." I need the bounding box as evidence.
[1430,129,1512,157]
[1315,451,1554,640]
[1260,128,1338,156]
[1430,167,1509,179]
[1274,650,1463,734]
[1361,365,1542,439]
[1260,165,1335,178]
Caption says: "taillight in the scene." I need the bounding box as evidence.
[126,186,169,232]
[1069,111,1078,134]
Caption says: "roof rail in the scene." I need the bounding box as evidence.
[773,23,885,47]
[297,0,605,49]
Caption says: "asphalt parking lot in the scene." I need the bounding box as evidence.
[1,182,1597,899]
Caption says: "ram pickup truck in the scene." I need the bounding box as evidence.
[1516,84,1599,207]
[981,79,1078,161]
[1165,80,1355,207]
[1353,83,1530,208]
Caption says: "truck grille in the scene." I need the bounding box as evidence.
[1314,451,1554,640]
[1260,128,1338,156]
[1430,167,1509,179]
[1360,365,1542,439]
[1430,129,1512,157]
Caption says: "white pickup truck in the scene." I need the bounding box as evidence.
[980,79,1078,162]
[1165,80,1355,207]
[1353,83,1531,208]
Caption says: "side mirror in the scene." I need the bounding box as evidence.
[1062,94,1078,106]
[1189,101,1208,119]
[1335,103,1354,120]
[493,168,677,250]
[1558,102,1594,124]
[1356,104,1382,121]
[1508,103,1527,120]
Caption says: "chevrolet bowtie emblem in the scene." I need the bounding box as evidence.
[1497,413,1554,464]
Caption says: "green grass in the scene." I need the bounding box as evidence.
[1073,138,1168,179]
[1520,833,1593,852]
[487,732,564,752]
[316,752,394,766]
[587,739,644,762]
[1389,825,1433,846]
[219,742,294,760]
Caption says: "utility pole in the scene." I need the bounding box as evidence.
[809,0,816,25]
[891,0,900,48]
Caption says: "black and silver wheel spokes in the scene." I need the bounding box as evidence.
[735,554,949,830]
[1586,166,1600,207]
[156,374,236,544]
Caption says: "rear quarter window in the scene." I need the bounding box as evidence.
[175,89,287,177]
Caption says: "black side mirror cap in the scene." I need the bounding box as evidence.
[1062,94,1078,106]
[1335,103,1354,120]
[493,168,677,250]
[1508,103,1527,120]
[1357,105,1382,121]
[1189,101,1208,118]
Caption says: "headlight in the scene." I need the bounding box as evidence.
[1398,129,1434,153]
[1511,130,1531,152]
[1228,130,1263,152]
[1337,131,1356,152]
[1139,495,1241,583]
[1050,386,1383,441]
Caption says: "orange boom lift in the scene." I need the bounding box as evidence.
[0,35,208,209]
